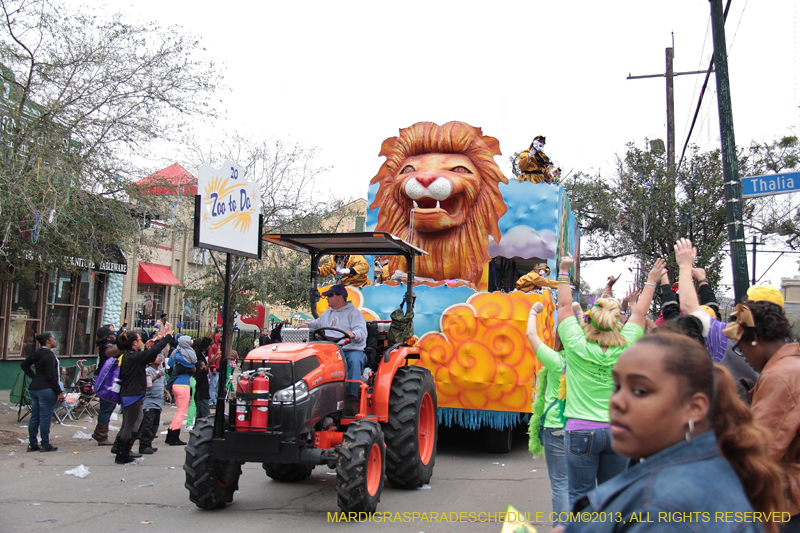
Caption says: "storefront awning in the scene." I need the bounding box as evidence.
[64,246,128,274]
[138,262,181,286]
[95,246,127,274]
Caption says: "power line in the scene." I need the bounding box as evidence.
[677,0,733,171]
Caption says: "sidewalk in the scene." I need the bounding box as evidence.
[0,390,186,451]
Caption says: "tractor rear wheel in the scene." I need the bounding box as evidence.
[383,365,438,489]
[184,416,241,509]
[335,419,385,513]
[263,462,315,482]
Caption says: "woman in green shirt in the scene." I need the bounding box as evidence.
[527,301,568,522]
[555,254,665,508]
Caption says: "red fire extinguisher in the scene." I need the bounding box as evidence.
[235,375,251,432]
[250,371,270,432]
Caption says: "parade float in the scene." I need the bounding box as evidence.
[317,121,580,452]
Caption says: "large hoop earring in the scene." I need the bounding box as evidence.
[685,419,695,442]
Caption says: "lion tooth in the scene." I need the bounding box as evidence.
[413,200,418,208]
[436,200,441,209]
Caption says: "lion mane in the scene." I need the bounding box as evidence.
[369,121,508,285]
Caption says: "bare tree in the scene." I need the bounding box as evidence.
[0,0,220,280]
[180,134,363,311]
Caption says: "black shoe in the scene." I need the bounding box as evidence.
[139,446,157,454]
[39,444,58,452]
[167,429,186,446]
[110,436,120,454]
[27,444,40,452]
[115,439,136,464]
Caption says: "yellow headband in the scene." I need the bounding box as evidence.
[722,304,755,342]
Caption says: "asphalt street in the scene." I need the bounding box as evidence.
[0,398,555,533]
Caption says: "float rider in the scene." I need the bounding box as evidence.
[516,263,559,291]
[318,254,372,287]
[517,135,556,184]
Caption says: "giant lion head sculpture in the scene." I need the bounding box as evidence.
[369,121,508,285]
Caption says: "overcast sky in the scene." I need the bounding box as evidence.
[89,0,799,295]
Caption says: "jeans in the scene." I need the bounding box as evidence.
[343,350,367,397]
[138,408,161,448]
[97,397,117,425]
[29,388,58,446]
[209,372,219,404]
[543,428,569,522]
[566,428,629,508]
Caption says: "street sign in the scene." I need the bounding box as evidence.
[741,171,800,198]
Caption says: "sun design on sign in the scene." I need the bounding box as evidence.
[202,174,257,233]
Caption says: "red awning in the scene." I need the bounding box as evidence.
[138,262,181,286]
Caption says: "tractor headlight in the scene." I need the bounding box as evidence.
[272,379,309,404]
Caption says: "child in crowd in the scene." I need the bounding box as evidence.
[138,354,165,454]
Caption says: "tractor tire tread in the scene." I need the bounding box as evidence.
[183,416,241,510]
[382,366,438,489]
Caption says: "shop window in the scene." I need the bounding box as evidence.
[136,284,164,329]
[47,269,73,305]
[73,307,97,355]
[44,304,71,357]
[8,277,42,359]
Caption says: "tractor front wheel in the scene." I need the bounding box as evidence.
[335,418,385,513]
[263,462,315,482]
[383,365,438,489]
[184,416,242,509]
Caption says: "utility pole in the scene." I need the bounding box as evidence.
[710,0,749,302]
[628,42,709,280]
[627,44,710,177]
[666,47,675,176]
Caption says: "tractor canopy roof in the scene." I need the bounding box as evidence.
[261,232,427,257]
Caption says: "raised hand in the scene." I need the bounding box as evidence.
[647,258,668,284]
[674,238,697,268]
[559,253,574,273]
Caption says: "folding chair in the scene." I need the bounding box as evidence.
[70,360,99,419]
[53,364,80,423]
[10,369,32,422]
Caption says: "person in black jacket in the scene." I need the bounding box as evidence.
[21,333,64,452]
[114,330,173,464]
[92,327,120,446]
[191,321,215,418]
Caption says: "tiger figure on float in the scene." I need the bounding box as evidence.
[369,121,508,286]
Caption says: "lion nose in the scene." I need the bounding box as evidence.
[414,175,438,189]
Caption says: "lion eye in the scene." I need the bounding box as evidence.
[400,165,415,174]
[451,166,471,174]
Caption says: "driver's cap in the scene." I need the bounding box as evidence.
[322,284,348,298]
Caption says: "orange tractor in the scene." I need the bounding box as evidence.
[184,232,438,513]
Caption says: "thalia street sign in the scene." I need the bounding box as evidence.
[741,171,800,198]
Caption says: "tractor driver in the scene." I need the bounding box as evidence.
[302,285,367,413]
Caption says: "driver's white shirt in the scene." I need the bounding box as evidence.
[307,301,367,352]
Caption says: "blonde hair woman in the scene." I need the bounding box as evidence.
[555,253,666,508]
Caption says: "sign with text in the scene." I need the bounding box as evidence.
[741,171,800,198]
[194,160,262,258]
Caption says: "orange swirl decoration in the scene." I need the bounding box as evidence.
[416,289,556,413]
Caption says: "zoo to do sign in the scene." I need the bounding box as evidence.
[194,159,262,258]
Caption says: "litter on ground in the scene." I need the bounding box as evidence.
[64,465,90,478]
